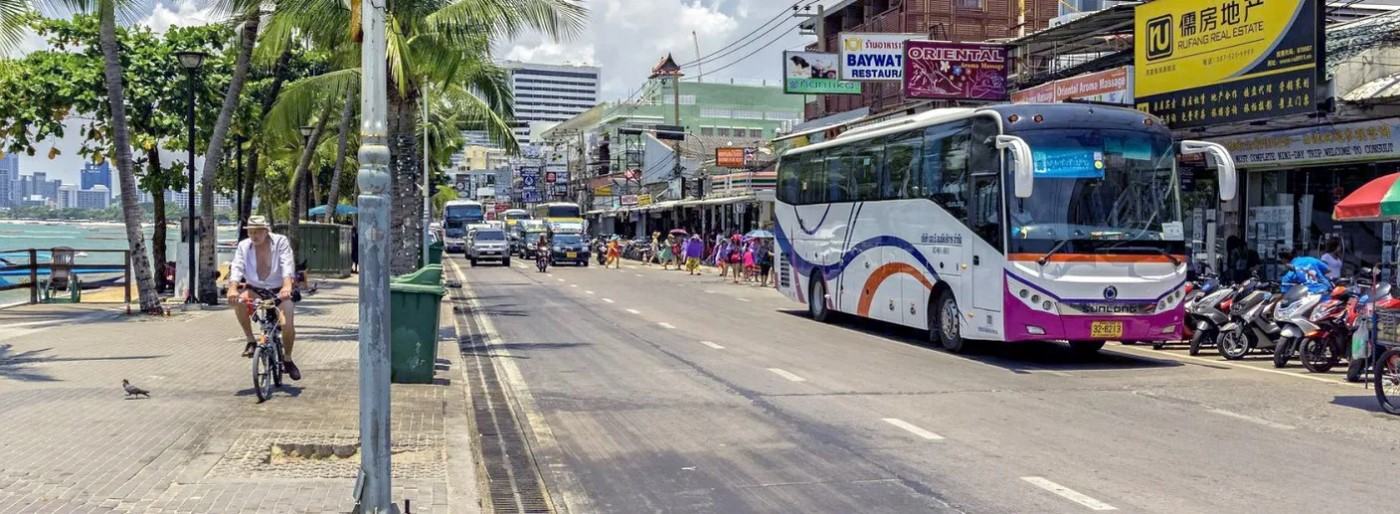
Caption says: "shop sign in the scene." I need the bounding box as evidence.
[1133,0,1322,128]
[902,41,1009,101]
[783,51,861,95]
[621,194,638,207]
[637,194,653,207]
[1012,67,1133,104]
[1211,118,1400,169]
[593,184,613,196]
[716,147,747,168]
[839,32,921,81]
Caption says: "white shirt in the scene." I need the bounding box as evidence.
[229,233,296,290]
[1321,252,1342,280]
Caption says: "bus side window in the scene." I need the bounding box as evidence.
[778,155,799,204]
[970,173,1004,251]
[852,145,881,201]
[882,131,921,200]
[922,122,970,218]
[825,148,850,203]
[799,150,826,204]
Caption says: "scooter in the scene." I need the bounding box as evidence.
[1188,279,1242,356]
[536,250,549,273]
[1217,281,1283,360]
[1272,283,1326,368]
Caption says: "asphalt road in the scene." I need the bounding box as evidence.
[448,255,1400,514]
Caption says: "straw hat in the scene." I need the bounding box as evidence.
[246,215,270,230]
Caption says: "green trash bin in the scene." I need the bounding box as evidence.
[427,241,443,265]
[389,271,446,384]
[392,264,442,285]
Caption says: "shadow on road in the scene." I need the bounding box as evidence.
[0,344,165,382]
[1329,394,1392,415]
[234,384,304,397]
[778,309,1182,373]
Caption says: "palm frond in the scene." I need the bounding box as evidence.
[263,68,358,144]
[427,0,586,46]
[438,82,517,154]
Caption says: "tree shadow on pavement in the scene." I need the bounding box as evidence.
[778,309,1182,373]
[295,326,360,342]
[0,344,165,382]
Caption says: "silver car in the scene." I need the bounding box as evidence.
[468,228,510,266]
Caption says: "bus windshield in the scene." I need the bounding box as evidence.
[545,205,580,218]
[445,204,484,222]
[1007,128,1182,252]
[504,211,530,221]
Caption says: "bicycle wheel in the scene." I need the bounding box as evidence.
[252,345,274,403]
[1375,348,1400,415]
[272,341,284,387]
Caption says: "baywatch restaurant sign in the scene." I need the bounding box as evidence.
[839,32,921,81]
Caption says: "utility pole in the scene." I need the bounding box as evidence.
[422,84,431,267]
[355,0,393,508]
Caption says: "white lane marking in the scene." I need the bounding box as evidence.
[625,308,641,315]
[1021,477,1118,511]
[585,290,595,295]
[603,298,615,304]
[557,278,565,283]
[699,340,725,349]
[704,290,717,294]
[570,284,578,288]
[882,418,945,441]
[736,297,751,303]
[1207,409,1296,430]
[1110,344,1343,385]
[634,274,643,278]
[767,368,807,382]
[658,322,676,329]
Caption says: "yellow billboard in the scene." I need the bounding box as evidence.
[1134,0,1320,128]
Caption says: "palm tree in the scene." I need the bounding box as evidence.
[268,0,584,273]
[195,11,261,302]
[323,88,356,223]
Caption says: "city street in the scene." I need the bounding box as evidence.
[449,255,1400,514]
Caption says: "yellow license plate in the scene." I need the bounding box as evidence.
[1090,321,1123,339]
[566,252,577,259]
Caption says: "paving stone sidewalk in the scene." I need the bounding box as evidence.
[0,279,479,513]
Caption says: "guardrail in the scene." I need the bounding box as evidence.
[0,248,133,313]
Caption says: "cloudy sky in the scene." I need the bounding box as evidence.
[12,0,822,184]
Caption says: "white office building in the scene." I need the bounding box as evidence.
[501,61,600,145]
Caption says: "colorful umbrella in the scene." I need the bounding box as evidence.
[1334,172,1400,221]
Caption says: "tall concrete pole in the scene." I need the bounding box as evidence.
[422,84,431,268]
[355,0,393,508]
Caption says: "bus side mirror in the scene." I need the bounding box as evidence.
[996,135,1034,198]
[1181,140,1237,202]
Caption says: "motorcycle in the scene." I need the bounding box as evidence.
[1296,283,1361,374]
[1188,279,1240,356]
[536,249,549,273]
[1216,280,1283,361]
[1272,283,1325,368]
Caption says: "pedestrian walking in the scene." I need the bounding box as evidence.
[606,238,622,269]
[658,235,675,270]
[644,231,660,266]
[758,240,774,287]
[684,234,704,275]
[728,235,743,284]
[669,237,683,270]
[743,240,757,283]
[715,237,730,280]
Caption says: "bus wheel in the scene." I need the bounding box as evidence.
[936,292,968,353]
[807,275,830,322]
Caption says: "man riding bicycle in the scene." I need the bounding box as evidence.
[227,216,302,381]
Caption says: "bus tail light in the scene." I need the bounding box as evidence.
[1161,325,1177,334]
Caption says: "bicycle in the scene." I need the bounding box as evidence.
[247,294,285,403]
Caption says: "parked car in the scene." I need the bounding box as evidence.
[467,228,510,266]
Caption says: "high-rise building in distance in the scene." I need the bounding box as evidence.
[81,162,112,197]
[501,61,600,145]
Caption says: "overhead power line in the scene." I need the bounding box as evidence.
[679,0,819,70]
[691,20,805,77]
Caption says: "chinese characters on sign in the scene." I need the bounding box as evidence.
[1212,118,1400,169]
[902,41,1008,101]
[1134,0,1320,128]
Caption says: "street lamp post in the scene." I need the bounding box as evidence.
[355,0,394,509]
[176,50,207,305]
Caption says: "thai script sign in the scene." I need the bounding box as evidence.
[839,32,920,81]
[783,51,861,94]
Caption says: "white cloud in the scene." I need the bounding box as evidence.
[495,0,815,100]
[141,0,218,35]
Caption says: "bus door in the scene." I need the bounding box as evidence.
[968,171,1004,313]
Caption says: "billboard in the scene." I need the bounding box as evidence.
[1211,118,1400,169]
[782,51,861,95]
[902,41,1009,101]
[839,32,921,81]
[1134,0,1321,128]
[1012,67,1133,104]
[715,147,747,168]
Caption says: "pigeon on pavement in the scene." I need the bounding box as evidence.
[121,379,150,399]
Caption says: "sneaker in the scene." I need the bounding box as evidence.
[241,341,256,358]
[284,360,302,381]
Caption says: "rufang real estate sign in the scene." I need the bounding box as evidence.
[902,41,1009,101]
[1134,0,1322,128]
[839,32,920,81]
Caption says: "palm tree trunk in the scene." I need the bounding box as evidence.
[388,86,422,275]
[196,16,259,303]
[324,89,357,224]
[238,49,292,228]
[148,147,169,293]
[289,106,332,254]
[242,148,257,227]
[98,0,160,313]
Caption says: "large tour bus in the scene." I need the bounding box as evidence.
[774,103,1236,353]
[442,200,486,253]
[531,202,585,233]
